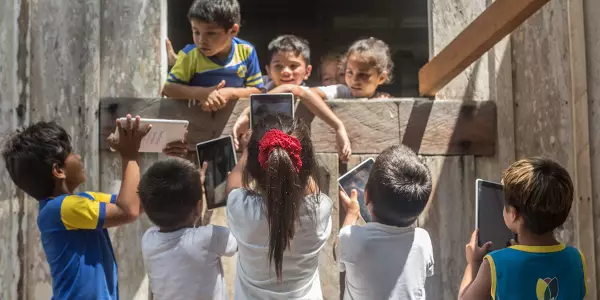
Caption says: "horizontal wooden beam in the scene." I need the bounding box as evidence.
[418,0,551,97]
[99,98,496,156]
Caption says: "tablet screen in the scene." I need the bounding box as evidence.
[250,94,294,128]
[196,136,237,210]
[338,158,375,222]
[476,180,514,250]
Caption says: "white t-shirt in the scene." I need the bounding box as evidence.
[338,224,434,300]
[142,225,238,300]
[317,84,354,100]
[226,188,333,300]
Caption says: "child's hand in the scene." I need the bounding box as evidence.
[204,80,228,111]
[199,161,208,191]
[374,91,391,99]
[166,38,178,67]
[163,131,188,157]
[335,127,351,163]
[339,189,360,218]
[232,112,250,150]
[465,229,492,266]
[108,114,151,160]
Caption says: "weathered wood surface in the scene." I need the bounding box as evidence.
[419,156,476,300]
[99,98,497,156]
[585,0,600,292]
[420,0,551,96]
[567,0,597,296]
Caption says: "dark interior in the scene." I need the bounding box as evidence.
[168,0,429,97]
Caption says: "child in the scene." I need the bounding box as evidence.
[1,116,148,299]
[319,51,345,86]
[337,144,434,299]
[263,34,312,91]
[140,158,237,300]
[162,0,264,112]
[311,37,394,99]
[226,114,332,299]
[231,34,352,161]
[458,158,587,300]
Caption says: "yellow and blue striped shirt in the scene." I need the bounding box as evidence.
[38,192,118,299]
[166,37,264,89]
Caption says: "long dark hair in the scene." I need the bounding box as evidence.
[243,114,319,281]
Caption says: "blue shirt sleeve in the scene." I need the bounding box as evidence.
[244,49,264,89]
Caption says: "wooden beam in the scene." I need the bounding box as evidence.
[418,0,551,97]
[99,98,496,156]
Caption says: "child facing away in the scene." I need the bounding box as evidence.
[225,114,333,299]
[1,116,149,299]
[337,145,434,300]
[231,34,352,161]
[311,37,394,100]
[162,0,264,112]
[140,158,237,300]
[459,158,587,300]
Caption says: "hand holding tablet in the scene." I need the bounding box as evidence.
[111,117,189,153]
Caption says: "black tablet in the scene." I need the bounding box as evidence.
[338,158,375,222]
[475,179,516,250]
[196,136,237,210]
[250,93,295,128]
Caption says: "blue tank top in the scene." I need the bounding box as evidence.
[485,244,586,300]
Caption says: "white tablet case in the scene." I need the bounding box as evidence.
[112,118,189,153]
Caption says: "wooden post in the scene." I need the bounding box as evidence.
[419,0,551,97]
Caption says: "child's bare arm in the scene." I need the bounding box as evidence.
[309,87,328,99]
[162,83,217,101]
[458,229,493,300]
[104,115,151,228]
[458,259,492,300]
[272,84,352,161]
[205,87,262,112]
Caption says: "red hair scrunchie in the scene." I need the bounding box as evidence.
[258,129,303,173]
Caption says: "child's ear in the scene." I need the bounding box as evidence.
[304,65,313,80]
[230,24,240,36]
[364,189,371,206]
[52,163,66,180]
[377,72,388,85]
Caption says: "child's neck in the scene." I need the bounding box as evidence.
[213,41,233,62]
[51,180,74,198]
[515,230,559,247]
[159,219,196,233]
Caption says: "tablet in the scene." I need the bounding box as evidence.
[338,158,375,222]
[196,136,237,210]
[112,118,188,153]
[475,179,515,250]
[250,93,295,128]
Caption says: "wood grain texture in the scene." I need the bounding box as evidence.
[420,0,551,96]
[567,0,597,296]
[511,0,576,246]
[99,98,497,156]
[418,156,476,299]
[584,0,600,294]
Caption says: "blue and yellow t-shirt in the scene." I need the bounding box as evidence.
[38,192,118,300]
[166,37,264,89]
[485,244,586,300]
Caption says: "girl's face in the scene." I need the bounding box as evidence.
[344,54,387,98]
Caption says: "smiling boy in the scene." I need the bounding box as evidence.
[162,0,264,112]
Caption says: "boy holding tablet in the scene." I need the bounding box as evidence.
[459,158,586,299]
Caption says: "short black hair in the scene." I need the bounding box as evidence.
[188,0,240,30]
[268,35,311,65]
[2,121,72,200]
[365,145,432,227]
[139,158,203,229]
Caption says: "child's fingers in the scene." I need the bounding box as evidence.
[201,161,208,173]
[469,229,479,246]
[481,241,493,253]
[350,189,358,201]
[339,189,350,202]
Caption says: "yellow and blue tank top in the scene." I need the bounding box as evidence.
[166,37,264,89]
[38,192,118,299]
[485,244,586,300]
